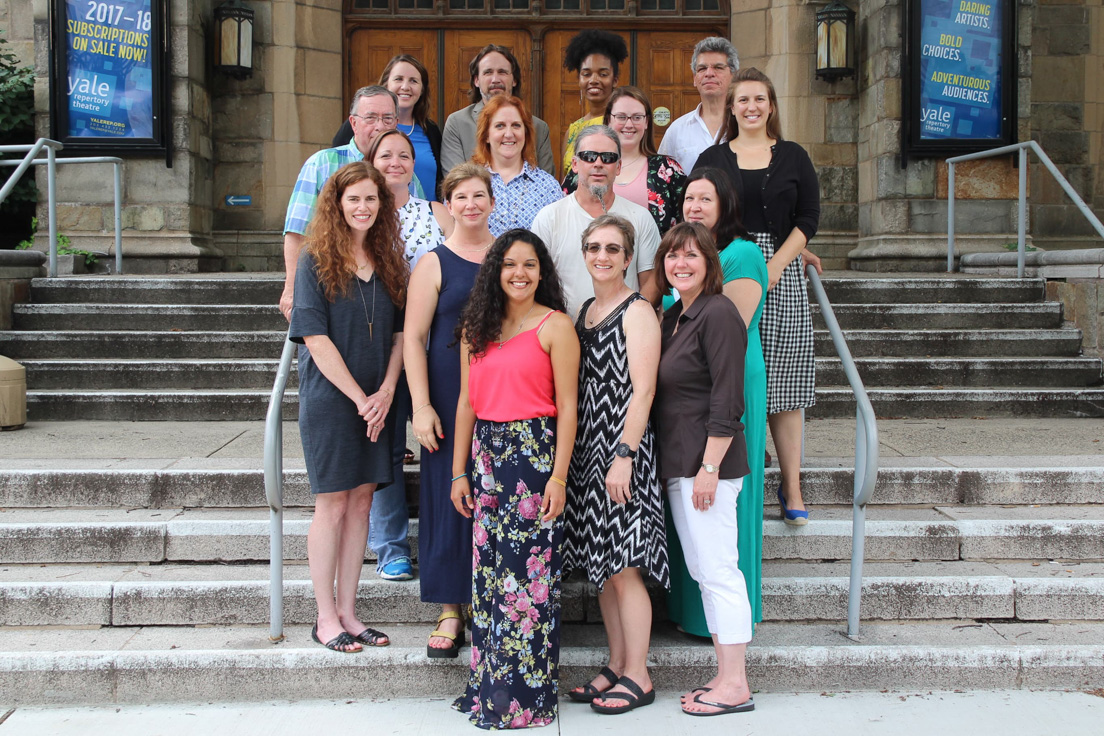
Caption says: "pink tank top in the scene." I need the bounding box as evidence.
[469,310,558,422]
[614,159,648,211]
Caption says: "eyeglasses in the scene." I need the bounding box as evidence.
[354,113,397,125]
[583,243,627,255]
[576,150,620,164]
[610,113,647,125]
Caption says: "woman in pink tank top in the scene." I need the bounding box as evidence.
[450,229,580,730]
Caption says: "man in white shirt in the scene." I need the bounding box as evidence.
[530,126,661,317]
[657,37,739,173]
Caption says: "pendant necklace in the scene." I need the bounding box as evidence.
[354,267,377,340]
[498,303,537,350]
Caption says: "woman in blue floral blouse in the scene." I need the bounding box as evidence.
[561,86,687,236]
[451,229,580,729]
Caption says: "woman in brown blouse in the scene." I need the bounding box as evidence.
[653,222,754,716]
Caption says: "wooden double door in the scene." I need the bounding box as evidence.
[346,25,726,178]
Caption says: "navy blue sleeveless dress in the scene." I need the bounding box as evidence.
[419,245,481,603]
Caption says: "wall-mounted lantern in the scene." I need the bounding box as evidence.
[214,0,255,80]
[815,1,856,82]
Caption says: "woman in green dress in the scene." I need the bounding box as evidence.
[662,167,767,638]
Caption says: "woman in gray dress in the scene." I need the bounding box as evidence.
[290,162,409,652]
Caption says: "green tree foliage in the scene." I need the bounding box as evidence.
[0,31,37,245]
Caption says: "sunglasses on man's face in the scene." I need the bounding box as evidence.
[576,150,620,164]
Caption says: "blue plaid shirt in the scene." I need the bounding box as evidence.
[486,162,564,237]
[284,140,423,235]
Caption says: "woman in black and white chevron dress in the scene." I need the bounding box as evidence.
[563,214,669,715]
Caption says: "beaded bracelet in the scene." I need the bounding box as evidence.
[549,475,567,488]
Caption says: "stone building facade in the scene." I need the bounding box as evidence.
[3,0,1102,273]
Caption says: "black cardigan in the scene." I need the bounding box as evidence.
[692,140,820,245]
[331,118,445,196]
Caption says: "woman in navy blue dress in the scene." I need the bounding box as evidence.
[404,164,497,657]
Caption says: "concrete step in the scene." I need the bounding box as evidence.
[12,301,1063,333]
[21,356,1102,392]
[4,327,1081,362]
[0,330,286,359]
[22,359,297,390]
[810,387,1104,419]
[25,385,1104,421]
[2,561,1100,627]
[818,277,1045,305]
[27,276,284,305]
[811,303,1062,330]
[2,620,1101,705]
[4,463,1102,509]
[819,357,1103,389]
[12,304,286,331]
[3,507,1102,566]
[813,329,1083,357]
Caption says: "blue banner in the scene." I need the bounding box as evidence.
[64,0,154,139]
[918,0,1003,140]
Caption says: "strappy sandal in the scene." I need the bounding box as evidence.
[567,665,620,703]
[311,623,361,653]
[427,610,465,659]
[352,627,390,647]
[590,675,656,715]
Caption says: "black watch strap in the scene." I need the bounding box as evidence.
[615,442,637,459]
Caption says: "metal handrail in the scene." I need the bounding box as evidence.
[262,332,296,641]
[0,138,124,277]
[806,266,879,638]
[947,141,1104,278]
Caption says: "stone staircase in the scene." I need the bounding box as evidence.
[2,273,1102,420]
[1,272,1103,704]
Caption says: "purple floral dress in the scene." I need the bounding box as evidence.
[452,416,564,730]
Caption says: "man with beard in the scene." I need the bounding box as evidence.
[530,125,660,317]
[440,45,556,176]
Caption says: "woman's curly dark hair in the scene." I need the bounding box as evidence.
[680,167,750,251]
[563,30,629,77]
[455,229,567,359]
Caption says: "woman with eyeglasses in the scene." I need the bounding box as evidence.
[562,87,687,235]
[562,214,667,715]
[472,95,563,237]
[561,30,628,175]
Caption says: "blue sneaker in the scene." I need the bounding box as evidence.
[378,556,414,581]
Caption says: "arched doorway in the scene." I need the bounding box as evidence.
[343,2,729,176]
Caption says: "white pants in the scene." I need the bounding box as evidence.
[667,476,752,645]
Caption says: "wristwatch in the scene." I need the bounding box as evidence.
[615,442,637,459]
[700,463,718,474]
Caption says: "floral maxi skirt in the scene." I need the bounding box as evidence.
[453,416,564,730]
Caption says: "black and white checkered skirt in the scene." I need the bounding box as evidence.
[751,230,816,413]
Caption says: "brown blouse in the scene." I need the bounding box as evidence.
[654,293,749,480]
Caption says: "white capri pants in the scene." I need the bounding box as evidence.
[666,476,752,645]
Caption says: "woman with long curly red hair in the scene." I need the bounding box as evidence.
[290,161,409,653]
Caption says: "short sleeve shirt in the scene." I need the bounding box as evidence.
[487,163,564,237]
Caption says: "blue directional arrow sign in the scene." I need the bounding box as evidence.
[225,195,252,206]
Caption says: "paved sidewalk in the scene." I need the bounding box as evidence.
[4,691,1103,735]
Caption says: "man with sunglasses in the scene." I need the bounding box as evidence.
[531,125,661,317]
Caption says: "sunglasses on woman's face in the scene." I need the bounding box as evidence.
[583,243,626,255]
[576,150,620,164]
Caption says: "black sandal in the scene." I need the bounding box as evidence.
[427,610,465,659]
[567,666,619,703]
[311,624,361,653]
[590,675,656,715]
[352,627,390,647]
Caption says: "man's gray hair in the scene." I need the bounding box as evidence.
[349,85,398,115]
[575,125,622,159]
[691,36,739,74]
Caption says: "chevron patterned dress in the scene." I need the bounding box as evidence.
[563,294,670,591]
